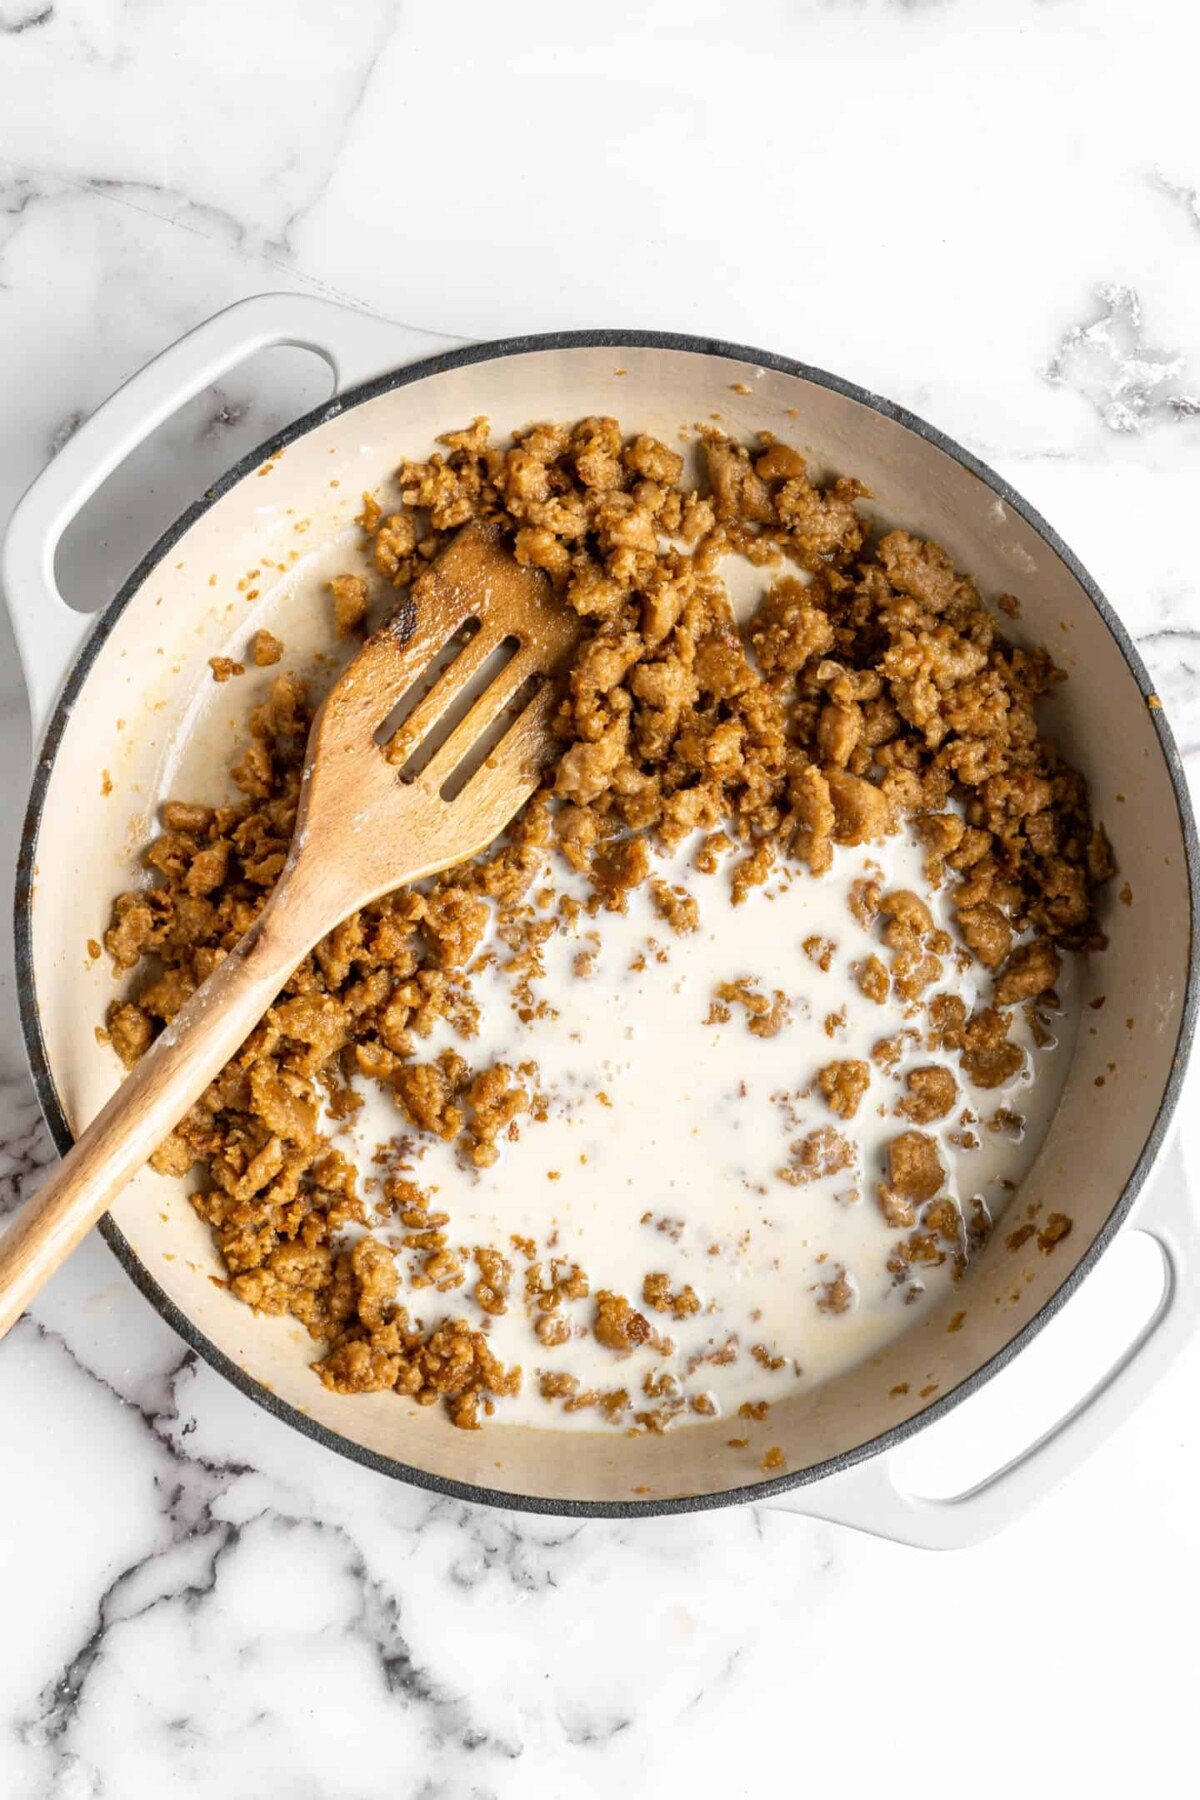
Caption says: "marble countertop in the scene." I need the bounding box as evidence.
[2,2,1200,1794]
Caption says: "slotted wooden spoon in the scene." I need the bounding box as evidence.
[0,520,579,1338]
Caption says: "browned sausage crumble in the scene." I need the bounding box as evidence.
[100,415,1109,1428]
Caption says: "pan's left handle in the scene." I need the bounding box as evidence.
[1,293,463,752]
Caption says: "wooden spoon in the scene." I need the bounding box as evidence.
[0,520,579,1338]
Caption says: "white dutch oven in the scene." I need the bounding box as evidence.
[4,295,1197,1547]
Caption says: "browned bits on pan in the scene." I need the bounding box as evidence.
[107,1001,153,1069]
[461,1063,531,1168]
[956,901,1013,970]
[816,1269,855,1314]
[650,878,699,933]
[848,878,882,928]
[994,937,1061,1006]
[817,1058,871,1120]
[960,1007,1024,1089]
[896,1064,958,1124]
[526,1258,590,1315]
[708,976,790,1038]
[642,1272,701,1319]
[1037,1212,1073,1253]
[473,1246,512,1316]
[885,1131,945,1204]
[329,572,370,637]
[803,934,836,972]
[593,1290,652,1353]
[392,1054,467,1141]
[878,889,933,952]
[878,1130,946,1229]
[779,1126,855,1187]
[854,954,890,1004]
[250,629,283,667]
[874,1029,921,1065]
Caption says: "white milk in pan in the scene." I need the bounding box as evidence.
[336,826,1078,1430]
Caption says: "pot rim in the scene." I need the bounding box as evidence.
[13,326,1200,1518]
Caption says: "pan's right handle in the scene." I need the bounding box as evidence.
[768,1133,1197,1549]
[1,293,463,752]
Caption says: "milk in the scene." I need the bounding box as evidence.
[333,826,1077,1428]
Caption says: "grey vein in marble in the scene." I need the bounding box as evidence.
[0,1089,54,1219]
[1044,283,1200,432]
[0,160,306,288]
[0,5,54,33]
[1151,167,1200,233]
[11,1326,522,1792]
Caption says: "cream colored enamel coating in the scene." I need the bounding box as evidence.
[13,319,1195,1526]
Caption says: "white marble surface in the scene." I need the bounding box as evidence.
[2,2,1200,1794]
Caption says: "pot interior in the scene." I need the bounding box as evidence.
[23,341,1193,1504]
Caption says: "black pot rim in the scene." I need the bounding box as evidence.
[12,324,1200,1520]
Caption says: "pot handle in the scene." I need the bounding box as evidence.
[767,1134,1196,1550]
[1,292,462,751]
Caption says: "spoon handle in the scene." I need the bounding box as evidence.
[0,863,335,1340]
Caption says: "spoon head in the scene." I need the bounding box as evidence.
[295,520,581,905]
